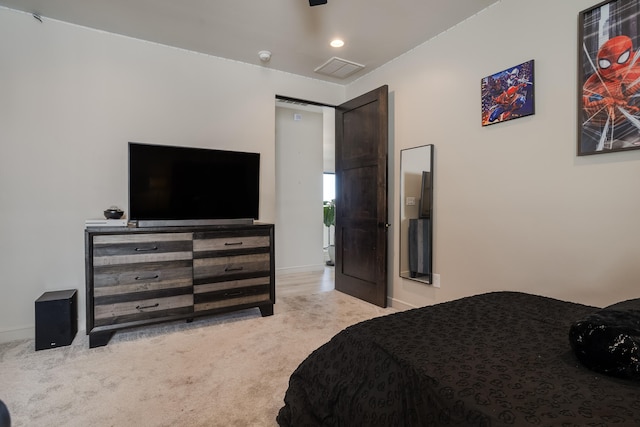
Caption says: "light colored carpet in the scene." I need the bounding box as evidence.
[0,290,396,427]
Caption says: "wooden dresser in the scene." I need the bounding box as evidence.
[85,223,274,347]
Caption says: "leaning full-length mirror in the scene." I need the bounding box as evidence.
[399,145,434,284]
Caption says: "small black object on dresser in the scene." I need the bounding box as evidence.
[103,206,124,219]
[35,289,78,351]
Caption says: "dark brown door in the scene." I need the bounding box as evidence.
[334,85,388,307]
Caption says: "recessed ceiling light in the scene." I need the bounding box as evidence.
[330,39,344,48]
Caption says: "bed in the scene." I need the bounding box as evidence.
[277,291,640,426]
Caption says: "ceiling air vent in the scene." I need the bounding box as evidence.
[314,57,365,79]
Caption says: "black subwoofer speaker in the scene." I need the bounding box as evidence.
[35,289,77,351]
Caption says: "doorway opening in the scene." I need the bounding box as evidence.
[275,95,335,278]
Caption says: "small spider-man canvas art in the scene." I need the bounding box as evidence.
[580,0,640,155]
[481,60,535,127]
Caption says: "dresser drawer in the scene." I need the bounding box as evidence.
[193,235,269,252]
[194,293,270,312]
[93,233,193,266]
[193,253,270,281]
[194,276,270,294]
[93,260,193,297]
[194,277,270,312]
[94,293,193,326]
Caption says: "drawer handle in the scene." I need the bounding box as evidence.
[225,291,244,297]
[136,303,160,310]
[135,275,159,281]
[224,241,243,246]
[224,266,244,272]
[135,246,158,252]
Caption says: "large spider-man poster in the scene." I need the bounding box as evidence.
[481,60,535,127]
[579,0,640,155]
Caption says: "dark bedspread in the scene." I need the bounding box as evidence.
[277,292,640,426]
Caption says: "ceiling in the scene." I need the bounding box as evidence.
[0,0,497,84]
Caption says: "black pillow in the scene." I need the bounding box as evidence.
[569,308,640,380]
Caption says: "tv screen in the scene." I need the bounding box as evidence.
[129,142,260,225]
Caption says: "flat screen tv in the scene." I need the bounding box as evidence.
[128,142,260,227]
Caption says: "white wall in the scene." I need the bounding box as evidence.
[0,8,344,341]
[347,0,640,309]
[323,107,336,174]
[275,107,325,273]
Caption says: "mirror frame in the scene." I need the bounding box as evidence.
[399,144,434,284]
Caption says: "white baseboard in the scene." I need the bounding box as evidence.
[0,326,33,343]
[276,264,326,275]
[387,296,418,311]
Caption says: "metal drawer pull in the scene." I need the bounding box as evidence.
[136,303,159,310]
[224,241,243,246]
[224,266,244,272]
[135,275,159,281]
[225,291,244,297]
[135,246,158,252]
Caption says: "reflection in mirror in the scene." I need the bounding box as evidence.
[399,145,434,284]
